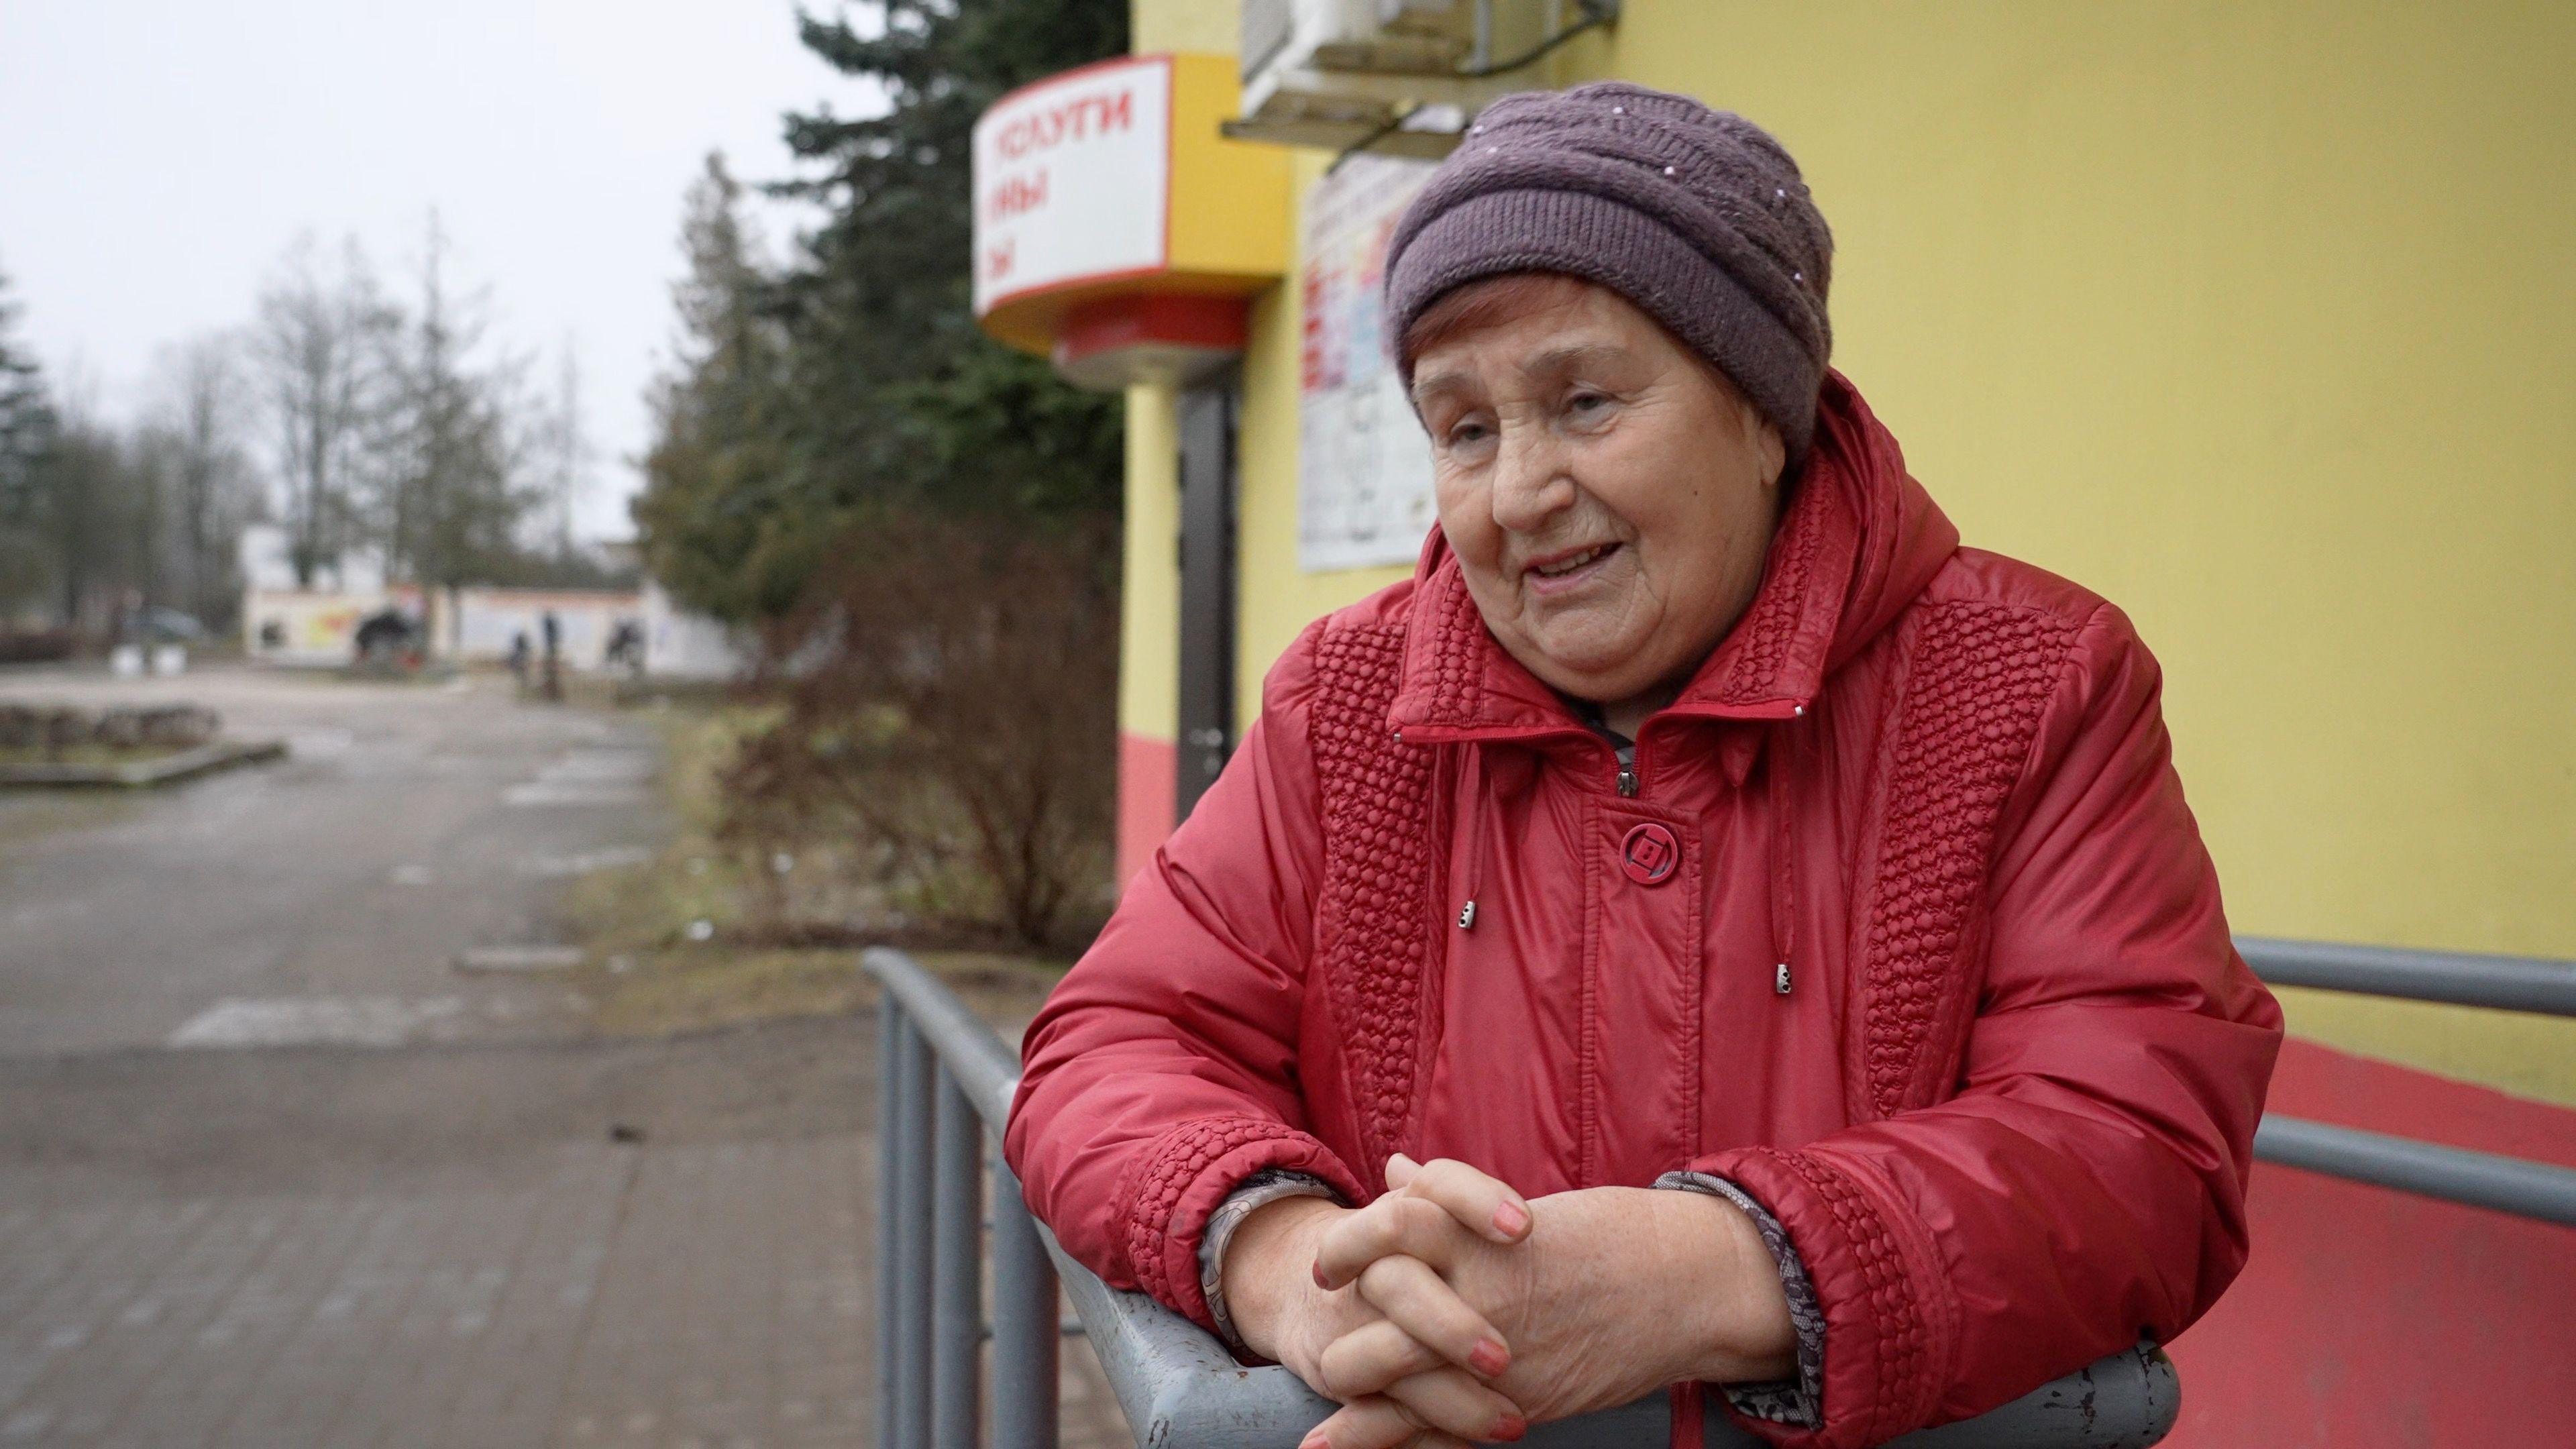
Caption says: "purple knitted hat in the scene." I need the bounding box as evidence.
[1384,83,1834,460]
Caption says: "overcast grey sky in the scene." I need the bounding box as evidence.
[0,1,859,540]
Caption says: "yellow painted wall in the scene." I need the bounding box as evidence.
[1165,54,1293,281]
[1133,0,2576,1102]
[1576,1,2576,1099]
[1120,382,1181,745]
[1586,1,2576,962]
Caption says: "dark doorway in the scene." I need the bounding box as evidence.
[1174,373,1238,820]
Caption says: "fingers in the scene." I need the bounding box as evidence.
[1383,1368,1526,1444]
[1318,1318,1448,1399]
[1300,1397,1424,1449]
[1385,1154,1533,1242]
[1354,1255,1511,1377]
[1301,1385,1523,1449]
[1314,1194,1477,1289]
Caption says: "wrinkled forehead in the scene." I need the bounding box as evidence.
[1399,272,1611,374]
[1403,272,1726,414]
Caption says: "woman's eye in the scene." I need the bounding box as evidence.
[1566,391,1612,419]
[1446,420,1492,448]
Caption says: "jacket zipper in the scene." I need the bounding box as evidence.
[1617,727,1651,798]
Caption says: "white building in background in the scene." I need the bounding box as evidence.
[640,582,749,680]
[235,524,749,679]
[237,524,417,665]
[431,587,633,667]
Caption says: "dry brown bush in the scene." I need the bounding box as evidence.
[718,509,1118,951]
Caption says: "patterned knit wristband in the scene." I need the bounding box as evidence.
[1196,1169,1339,1354]
[1655,1170,1826,1428]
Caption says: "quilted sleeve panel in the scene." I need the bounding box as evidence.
[1851,600,2078,1118]
[1307,621,1438,1177]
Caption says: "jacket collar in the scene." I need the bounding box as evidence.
[1387,372,1958,751]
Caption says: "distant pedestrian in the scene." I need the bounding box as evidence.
[604,619,645,678]
[508,631,531,692]
[539,611,563,702]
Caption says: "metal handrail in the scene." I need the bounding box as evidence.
[869,936,2576,1448]
[2255,1117,2576,1225]
[865,947,2179,1449]
[2235,934,2576,1227]
[2237,935,2576,1016]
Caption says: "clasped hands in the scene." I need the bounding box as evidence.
[1220,1155,1797,1448]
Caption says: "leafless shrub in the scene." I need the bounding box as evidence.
[718,509,1118,951]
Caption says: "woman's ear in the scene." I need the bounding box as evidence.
[1750,404,1787,494]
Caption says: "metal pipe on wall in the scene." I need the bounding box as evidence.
[2255,1116,2576,1226]
[2237,935,2576,1017]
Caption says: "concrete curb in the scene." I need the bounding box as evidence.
[0,737,288,788]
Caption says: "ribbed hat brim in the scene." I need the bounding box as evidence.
[1385,187,1821,461]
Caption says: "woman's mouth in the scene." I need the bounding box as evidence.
[1524,542,1619,592]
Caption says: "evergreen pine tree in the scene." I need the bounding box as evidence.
[633,0,1130,623]
[0,263,62,614]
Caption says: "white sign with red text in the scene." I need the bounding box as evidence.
[971,55,1171,316]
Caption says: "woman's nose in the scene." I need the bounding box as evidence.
[1488,425,1576,534]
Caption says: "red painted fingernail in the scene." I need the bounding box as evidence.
[1491,1413,1527,1441]
[1493,1201,1530,1236]
[1311,1259,1331,1289]
[1470,1338,1511,1377]
[1299,1432,1329,1449]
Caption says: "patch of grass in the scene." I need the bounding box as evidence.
[582,946,872,1036]
[560,702,1074,1036]
[576,945,1071,1039]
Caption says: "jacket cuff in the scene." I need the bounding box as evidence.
[1108,1116,1365,1331]
[1686,1146,1957,1448]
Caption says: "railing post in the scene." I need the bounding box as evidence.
[990,1155,1060,1449]
[931,1068,985,1447]
[891,1016,937,1448]
[873,1001,907,1449]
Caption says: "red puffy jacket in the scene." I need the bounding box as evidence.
[1006,375,2282,1447]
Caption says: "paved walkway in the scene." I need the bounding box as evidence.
[1,1122,1130,1448]
[0,667,1131,1448]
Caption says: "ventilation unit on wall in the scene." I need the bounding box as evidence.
[1226,0,1617,158]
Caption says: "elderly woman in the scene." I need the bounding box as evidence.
[1006,84,2280,1449]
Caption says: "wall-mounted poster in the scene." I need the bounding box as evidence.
[1298,154,1439,574]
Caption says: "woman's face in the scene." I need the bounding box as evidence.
[1409,275,1786,710]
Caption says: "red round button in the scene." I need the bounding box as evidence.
[1620,822,1680,885]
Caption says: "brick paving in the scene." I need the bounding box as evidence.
[0,668,1136,1447]
[0,1132,1134,1448]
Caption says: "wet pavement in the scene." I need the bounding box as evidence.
[0,665,1131,1448]
[0,667,655,1057]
